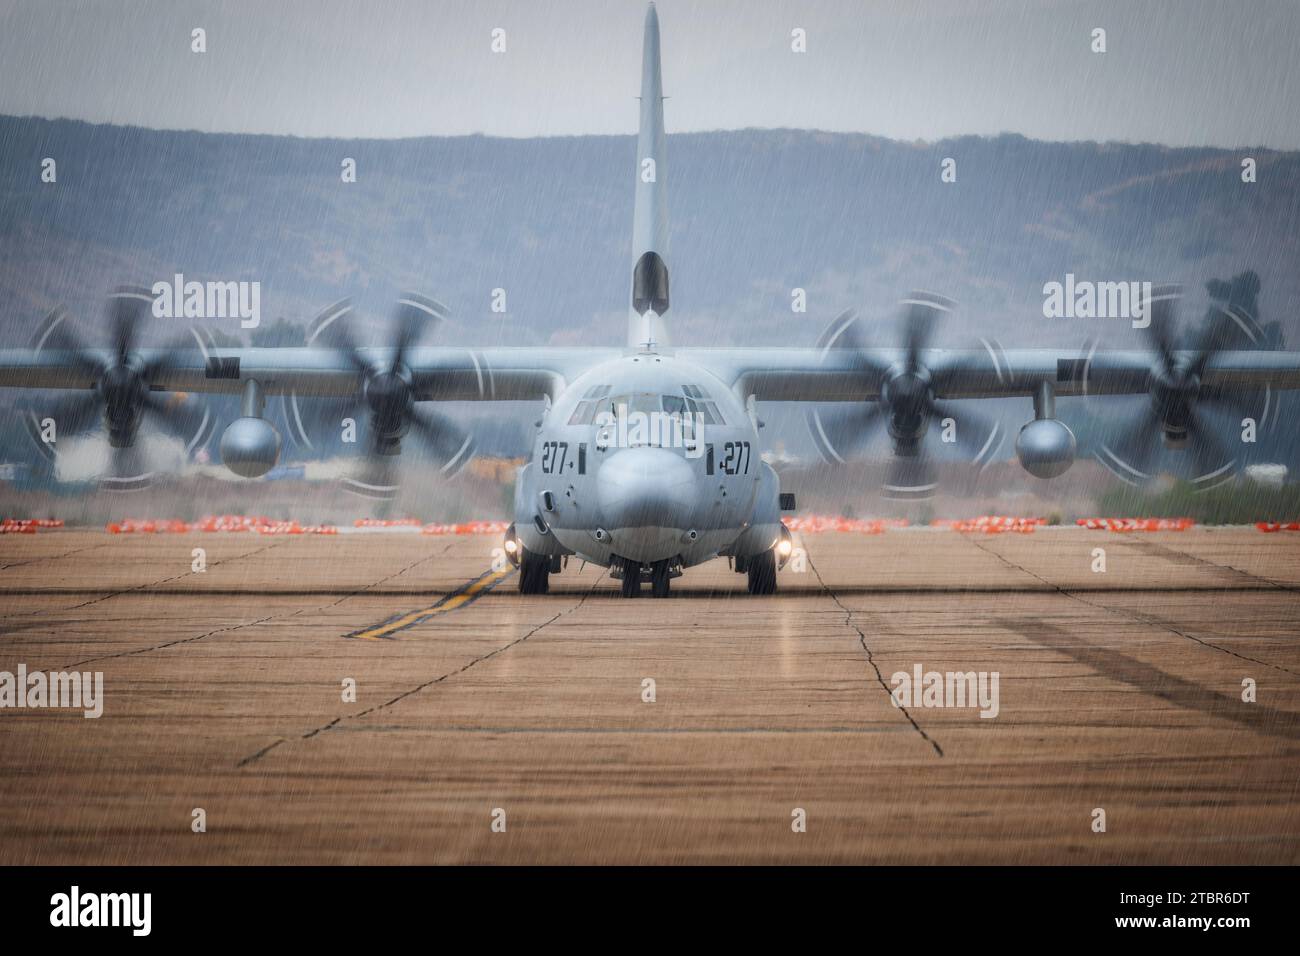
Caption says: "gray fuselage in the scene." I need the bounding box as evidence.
[513,353,784,569]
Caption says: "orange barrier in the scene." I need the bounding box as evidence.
[101,515,511,535]
[2,518,63,533]
[106,519,188,534]
[1256,522,1300,533]
[106,515,336,535]
[258,522,338,535]
[1,520,63,535]
[195,514,274,533]
[421,520,511,536]
[932,516,1046,534]
[1076,517,1195,532]
[782,515,909,534]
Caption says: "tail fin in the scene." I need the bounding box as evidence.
[628,3,670,350]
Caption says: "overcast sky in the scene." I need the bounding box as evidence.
[1,0,1297,147]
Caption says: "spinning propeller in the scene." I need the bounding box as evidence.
[807,293,1002,500]
[1095,285,1264,489]
[286,294,476,500]
[24,287,214,490]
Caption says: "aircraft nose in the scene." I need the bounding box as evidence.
[597,447,698,542]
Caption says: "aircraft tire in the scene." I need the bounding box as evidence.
[746,548,777,595]
[650,559,671,598]
[620,558,642,598]
[518,547,550,594]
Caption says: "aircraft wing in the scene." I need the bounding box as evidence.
[0,346,619,401]
[680,347,1300,402]
[6,345,1300,404]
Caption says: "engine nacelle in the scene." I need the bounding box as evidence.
[220,416,282,478]
[1015,418,1076,479]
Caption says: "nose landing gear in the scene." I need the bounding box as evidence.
[649,559,671,598]
[613,556,677,597]
[619,557,641,597]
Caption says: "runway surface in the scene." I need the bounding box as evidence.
[1,527,1298,864]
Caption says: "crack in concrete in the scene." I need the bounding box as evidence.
[2,541,285,621]
[1,541,113,572]
[62,543,458,669]
[807,555,944,758]
[237,573,601,769]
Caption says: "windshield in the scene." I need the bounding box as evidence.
[567,386,726,425]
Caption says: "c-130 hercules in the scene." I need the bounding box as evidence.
[3,4,1298,597]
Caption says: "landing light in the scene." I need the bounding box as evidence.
[777,539,793,557]
[504,539,518,554]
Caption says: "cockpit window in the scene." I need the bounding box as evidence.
[682,384,724,425]
[567,386,725,426]
[568,401,599,425]
[661,394,688,417]
[568,385,613,424]
[607,392,662,415]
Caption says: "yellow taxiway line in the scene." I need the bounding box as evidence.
[347,566,515,640]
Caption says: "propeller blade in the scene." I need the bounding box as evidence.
[1186,303,1265,378]
[1098,403,1163,483]
[309,292,462,496]
[282,394,362,451]
[816,308,860,350]
[30,306,103,376]
[340,455,401,501]
[30,306,83,352]
[1142,284,1181,377]
[407,406,476,475]
[928,399,1003,464]
[806,403,886,463]
[817,308,892,379]
[107,286,153,364]
[140,326,217,381]
[900,291,953,374]
[100,444,154,493]
[390,292,449,371]
[1185,406,1235,486]
[882,453,938,501]
[1198,382,1259,419]
[1187,305,1224,375]
[306,298,372,373]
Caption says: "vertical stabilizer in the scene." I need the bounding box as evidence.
[628,3,670,349]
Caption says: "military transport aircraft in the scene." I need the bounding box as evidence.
[2,4,1299,597]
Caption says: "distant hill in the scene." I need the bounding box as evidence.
[1,115,1297,476]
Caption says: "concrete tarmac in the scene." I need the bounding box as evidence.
[1,527,1297,864]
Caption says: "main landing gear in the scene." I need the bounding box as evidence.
[518,546,560,595]
[746,548,777,595]
[734,547,778,595]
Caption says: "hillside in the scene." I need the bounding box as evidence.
[1,116,1297,482]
